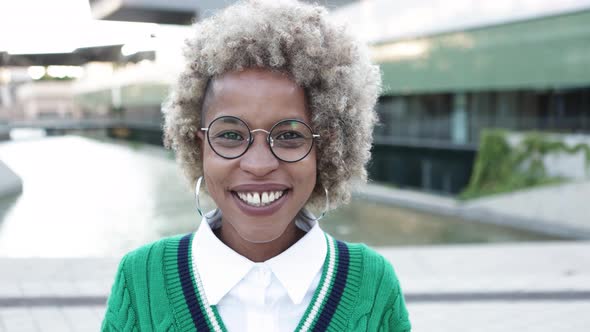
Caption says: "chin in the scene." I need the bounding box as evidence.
[226,216,294,244]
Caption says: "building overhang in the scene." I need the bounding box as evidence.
[89,0,197,25]
[89,0,358,24]
[0,45,155,67]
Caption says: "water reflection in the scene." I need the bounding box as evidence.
[0,135,561,257]
[0,136,198,257]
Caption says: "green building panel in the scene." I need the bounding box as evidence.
[377,10,590,95]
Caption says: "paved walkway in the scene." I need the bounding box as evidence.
[384,241,590,331]
[1,241,589,331]
[355,181,590,238]
[0,258,114,331]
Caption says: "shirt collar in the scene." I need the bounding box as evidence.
[192,210,327,305]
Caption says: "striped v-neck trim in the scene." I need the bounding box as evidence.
[163,233,361,331]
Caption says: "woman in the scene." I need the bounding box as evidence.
[102,0,411,331]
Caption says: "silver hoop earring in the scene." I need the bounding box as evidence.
[317,186,330,221]
[306,186,330,222]
[195,176,205,216]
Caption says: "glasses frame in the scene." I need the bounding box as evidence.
[201,115,320,163]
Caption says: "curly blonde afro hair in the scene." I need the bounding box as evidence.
[162,0,380,209]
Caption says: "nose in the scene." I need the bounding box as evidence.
[239,133,279,177]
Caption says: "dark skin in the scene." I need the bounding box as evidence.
[197,69,315,262]
[212,226,305,263]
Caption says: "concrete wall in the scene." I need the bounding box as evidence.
[507,133,590,180]
[0,160,22,198]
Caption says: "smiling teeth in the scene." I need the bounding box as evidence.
[237,191,284,207]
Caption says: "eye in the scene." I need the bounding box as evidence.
[276,131,303,140]
[217,131,244,140]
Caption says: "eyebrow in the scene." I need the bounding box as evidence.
[218,117,242,125]
[207,115,309,127]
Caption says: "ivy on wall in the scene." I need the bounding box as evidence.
[460,129,590,200]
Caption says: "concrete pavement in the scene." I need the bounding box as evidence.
[1,241,589,331]
[381,241,590,331]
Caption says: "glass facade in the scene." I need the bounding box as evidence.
[375,87,590,146]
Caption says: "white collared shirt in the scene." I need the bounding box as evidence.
[192,210,327,332]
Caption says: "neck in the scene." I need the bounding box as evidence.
[215,220,305,262]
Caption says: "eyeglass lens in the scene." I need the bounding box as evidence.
[206,116,314,162]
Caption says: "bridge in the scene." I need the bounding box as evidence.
[0,116,164,144]
[4,117,161,131]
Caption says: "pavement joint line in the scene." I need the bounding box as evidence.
[405,291,590,303]
[2,291,590,307]
[0,296,108,307]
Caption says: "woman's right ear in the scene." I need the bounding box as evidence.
[196,131,205,150]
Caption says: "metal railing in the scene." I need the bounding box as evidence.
[4,108,164,131]
[374,115,590,147]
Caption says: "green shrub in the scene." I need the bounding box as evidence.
[460,130,590,200]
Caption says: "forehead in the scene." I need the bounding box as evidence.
[203,69,309,126]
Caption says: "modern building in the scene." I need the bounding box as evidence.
[85,0,590,194]
[331,1,590,194]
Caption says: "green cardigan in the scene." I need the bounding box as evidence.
[102,233,411,331]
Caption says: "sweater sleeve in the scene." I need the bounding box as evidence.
[379,259,411,332]
[380,282,411,332]
[101,254,139,332]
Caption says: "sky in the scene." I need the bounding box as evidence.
[0,0,165,54]
[1,0,590,54]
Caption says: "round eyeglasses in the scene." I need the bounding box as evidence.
[201,116,320,163]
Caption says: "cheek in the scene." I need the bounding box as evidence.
[202,148,231,198]
[295,153,317,190]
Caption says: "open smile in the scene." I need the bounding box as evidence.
[235,190,285,207]
[230,185,290,217]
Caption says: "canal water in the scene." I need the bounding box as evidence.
[0,135,563,257]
